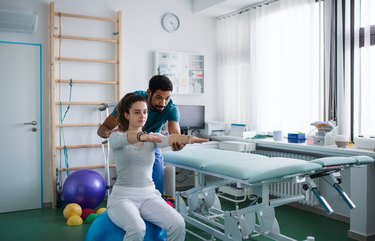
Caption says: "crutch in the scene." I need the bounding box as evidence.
[98,103,111,197]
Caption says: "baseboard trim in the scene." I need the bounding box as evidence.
[348,230,375,241]
[43,202,52,208]
[287,203,349,223]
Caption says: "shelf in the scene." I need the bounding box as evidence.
[210,135,375,159]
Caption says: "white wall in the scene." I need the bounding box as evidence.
[0,0,218,204]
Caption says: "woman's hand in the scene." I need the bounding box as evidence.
[169,134,209,149]
[187,136,209,144]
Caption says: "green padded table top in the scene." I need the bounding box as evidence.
[311,155,374,167]
[163,149,322,183]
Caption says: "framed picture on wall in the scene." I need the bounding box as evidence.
[154,51,204,94]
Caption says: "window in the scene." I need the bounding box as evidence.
[217,0,323,134]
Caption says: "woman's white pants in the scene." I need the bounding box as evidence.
[107,186,186,241]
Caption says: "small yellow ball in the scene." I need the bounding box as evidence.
[67,215,83,226]
[63,203,82,220]
[96,207,106,215]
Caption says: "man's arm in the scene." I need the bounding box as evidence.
[97,114,118,138]
[168,120,186,151]
[167,120,181,134]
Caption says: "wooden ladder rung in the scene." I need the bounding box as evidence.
[56,101,111,106]
[56,123,100,128]
[58,164,116,172]
[56,12,117,22]
[56,144,107,150]
[56,57,118,64]
[54,34,118,43]
[56,79,118,85]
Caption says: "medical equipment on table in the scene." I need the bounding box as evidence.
[307,121,338,146]
[288,133,306,143]
[163,148,373,241]
[201,121,227,136]
[229,123,247,137]
[218,141,255,153]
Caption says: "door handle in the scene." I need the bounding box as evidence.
[24,121,37,126]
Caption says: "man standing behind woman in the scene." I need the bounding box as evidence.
[98,75,183,193]
[107,93,208,241]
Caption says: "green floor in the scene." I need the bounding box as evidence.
[0,201,355,241]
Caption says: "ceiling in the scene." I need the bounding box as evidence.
[192,0,263,17]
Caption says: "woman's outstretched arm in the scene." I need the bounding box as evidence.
[168,134,208,146]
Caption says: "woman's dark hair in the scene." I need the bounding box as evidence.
[117,93,147,131]
[148,75,173,92]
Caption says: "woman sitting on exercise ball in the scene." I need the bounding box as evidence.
[107,93,208,241]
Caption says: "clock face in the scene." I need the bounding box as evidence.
[162,13,180,33]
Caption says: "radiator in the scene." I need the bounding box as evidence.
[253,149,319,206]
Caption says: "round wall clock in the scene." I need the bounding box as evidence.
[161,13,180,33]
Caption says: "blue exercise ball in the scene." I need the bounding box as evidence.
[85,211,167,241]
[63,169,106,209]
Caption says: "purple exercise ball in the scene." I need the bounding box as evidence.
[63,169,106,209]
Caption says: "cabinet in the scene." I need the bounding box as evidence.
[154,51,204,94]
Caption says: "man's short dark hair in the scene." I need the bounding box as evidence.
[149,75,173,92]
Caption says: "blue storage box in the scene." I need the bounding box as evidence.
[288,133,306,143]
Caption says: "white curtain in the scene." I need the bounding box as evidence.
[356,0,375,136]
[217,0,321,134]
[217,12,251,125]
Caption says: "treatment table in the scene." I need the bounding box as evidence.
[163,149,373,241]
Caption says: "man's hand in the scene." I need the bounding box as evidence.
[171,142,185,151]
[105,128,119,138]
[98,115,118,138]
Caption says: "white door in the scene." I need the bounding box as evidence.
[0,41,42,213]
